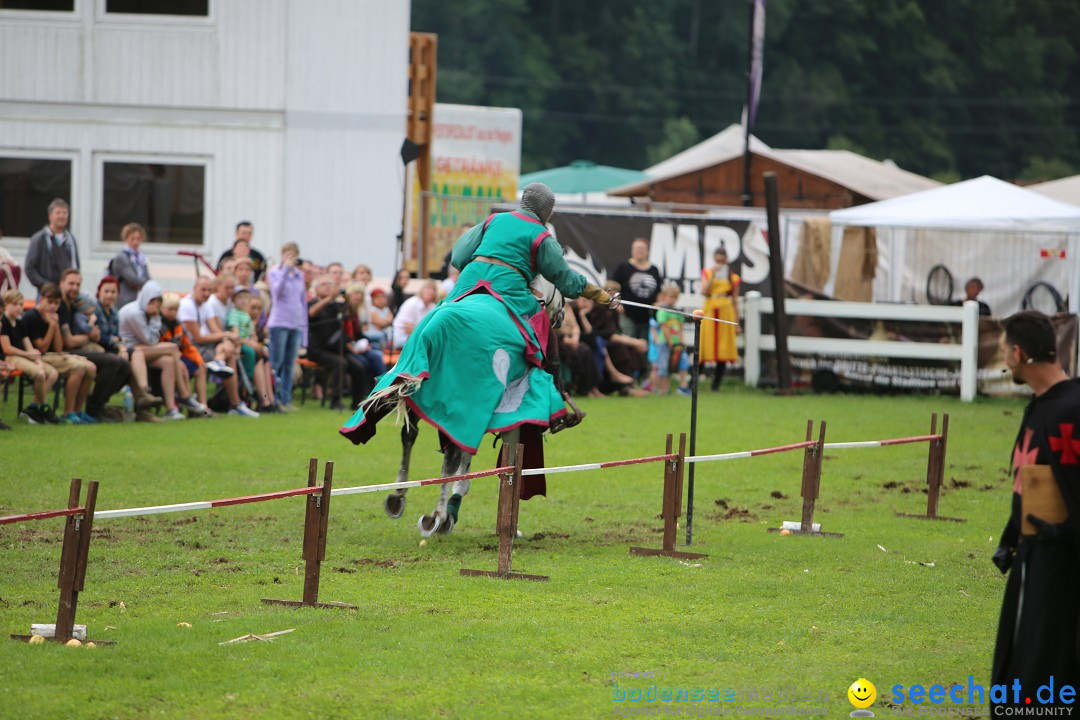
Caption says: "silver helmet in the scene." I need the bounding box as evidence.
[519,182,556,223]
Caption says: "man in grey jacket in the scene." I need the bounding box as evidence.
[25,199,80,291]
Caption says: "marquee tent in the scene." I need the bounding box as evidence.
[1029,173,1080,207]
[828,176,1080,314]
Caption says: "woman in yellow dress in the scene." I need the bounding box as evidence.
[700,245,740,390]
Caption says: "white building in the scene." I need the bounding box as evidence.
[0,0,410,294]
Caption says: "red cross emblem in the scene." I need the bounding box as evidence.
[1012,428,1039,492]
[1049,423,1080,465]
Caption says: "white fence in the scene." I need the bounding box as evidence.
[742,292,981,401]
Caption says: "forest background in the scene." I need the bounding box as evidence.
[413,0,1080,183]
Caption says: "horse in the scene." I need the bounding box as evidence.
[382,274,586,537]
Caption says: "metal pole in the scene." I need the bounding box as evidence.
[686,317,701,545]
[740,0,756,207]
[763,172,792,393]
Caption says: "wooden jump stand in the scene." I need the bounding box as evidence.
[460,443,549,581]
[768,420,843,538]
[11,478,113,644]
[896,413,964,522]
[629,433,707,560]
[262,458,357,609]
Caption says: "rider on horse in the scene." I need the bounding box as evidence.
[340,183,613,489]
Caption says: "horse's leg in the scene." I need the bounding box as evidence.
[385,410,419,519]
[439,453,473,534]
[417,445,461,537]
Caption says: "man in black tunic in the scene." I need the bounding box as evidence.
[992,311,1080,705]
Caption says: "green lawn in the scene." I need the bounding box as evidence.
[0,387,1024,719]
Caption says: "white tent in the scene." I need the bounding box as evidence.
[829,176,1080,314]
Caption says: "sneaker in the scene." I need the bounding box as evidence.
[19,404,44,425]
[179,396,207,413]
[77,412,98,424]
[163,407,186,421]
[39,404,61,424]
[677,386,693,396]
[279,403,299,413]
[227,404,260,418]
[61,413,84,425]
[206,360,235,378]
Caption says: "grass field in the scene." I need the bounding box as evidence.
[0,386,1025,719]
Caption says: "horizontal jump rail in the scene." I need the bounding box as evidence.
[94,485,322,520]
[0,507,85,526]
[519,453,678,477]
[823,434,941,450]
[686,440,816,464]
[331,465,515,497]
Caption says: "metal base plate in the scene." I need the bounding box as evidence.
[767,528,845,538]
[629,547,708,560]
[896,512,966,523]
[459,568,549,582]
[260,599,358,609]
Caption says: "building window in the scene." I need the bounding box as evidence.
[102,162,205,245]
[0,0,74,10]
[104,0,207,16]
[0,157,72,238]
[105,0,206,14]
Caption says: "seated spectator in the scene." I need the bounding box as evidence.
[217,257,237,277]
[160,293,211,415]
[108,222,151,307]
[343,281,387,380]
[367,288,394,347]
[556,298,601,398]
[59,268,133,422]
[577,295,647,395]
[234,257,256,292]
[19,283,96,424]
[440,265,460,298]
[2,288,60,424]
[178,276,259,418]
[94,276,124,358]
[390,269,412,314]
[119,281,195,421]
[227,288,276,412]
[390,279,437,350]
[306,274,370,410]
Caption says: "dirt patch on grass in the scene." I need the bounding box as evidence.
[707,506,757,522]
[770,491,787,499]
[352,558,397,569]
[950,479,971,489]
[529,532,570,541]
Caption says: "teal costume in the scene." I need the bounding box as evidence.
[340,210,587,466]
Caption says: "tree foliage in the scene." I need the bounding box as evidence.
[412,0,1080,180]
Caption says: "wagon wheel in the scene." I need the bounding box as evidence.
[926,264,954,305]
[1021,281,1065,315]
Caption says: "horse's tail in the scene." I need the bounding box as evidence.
[360,377,424,430]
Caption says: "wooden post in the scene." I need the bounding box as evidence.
[770,421,843,538]
[54,478,82,641]
[898,413,964,522]
[262,459,356,609]
[630,434,707,559]
[13,479,112,644]
[461,444,549,581]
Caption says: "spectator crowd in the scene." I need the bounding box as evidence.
[0,202,722,432]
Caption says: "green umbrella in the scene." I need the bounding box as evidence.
[518,160,647,194]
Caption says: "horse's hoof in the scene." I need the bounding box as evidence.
[384,494,405,519]
[436,514,455,535]
[418,514,442,537]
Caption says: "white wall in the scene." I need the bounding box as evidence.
[0,0,409,293]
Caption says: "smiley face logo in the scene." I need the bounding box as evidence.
[848,678,877,709]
